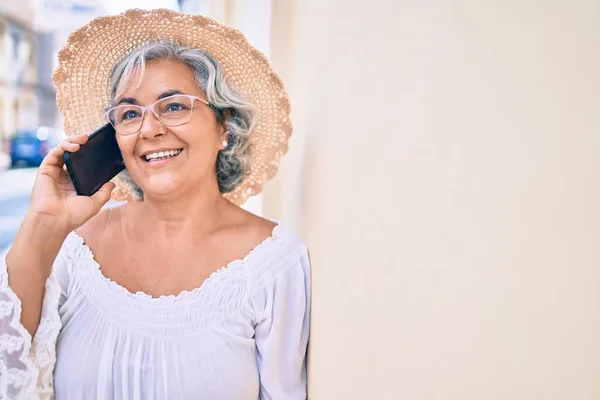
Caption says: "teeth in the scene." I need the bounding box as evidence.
[144,149,182,161]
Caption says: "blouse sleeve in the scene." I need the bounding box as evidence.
[251,244,311,400]
[0,235,73,400]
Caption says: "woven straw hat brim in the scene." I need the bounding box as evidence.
[52,8,292,205]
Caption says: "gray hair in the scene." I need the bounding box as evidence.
[108,40,257,197]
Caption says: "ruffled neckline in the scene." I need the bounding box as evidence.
[69,223,284,303]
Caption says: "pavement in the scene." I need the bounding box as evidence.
[0,167,36,197]
[0,168,37,252]
[0,152,9,171]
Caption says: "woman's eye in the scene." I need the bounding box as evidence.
[122,110,140,120]
[165,103,188,112]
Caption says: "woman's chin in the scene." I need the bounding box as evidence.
[138,180,183,199]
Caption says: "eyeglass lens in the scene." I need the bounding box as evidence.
[108,95,195,135]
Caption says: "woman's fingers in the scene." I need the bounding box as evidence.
[89,182,116,211]
[66,134,89,145]
[43,142,77,168]
[42,135,87,168]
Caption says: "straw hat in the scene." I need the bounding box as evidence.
[53,8,291,205]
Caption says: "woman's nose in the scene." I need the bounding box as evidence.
[138,109,167,139]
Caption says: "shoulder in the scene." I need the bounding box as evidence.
[74,203,124,249]
[224,209,307,263]
[243,219,310,286]
[51,206,116,266]
[231,214,279,251]
[214,206,306,264]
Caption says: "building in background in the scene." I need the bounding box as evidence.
[0,0,106,164]
[0,0,39,149]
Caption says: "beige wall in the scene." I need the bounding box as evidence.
[265,0,600,399]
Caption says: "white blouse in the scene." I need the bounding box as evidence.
[0,223,311,399]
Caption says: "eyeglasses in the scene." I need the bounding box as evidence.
[105,94,210,136]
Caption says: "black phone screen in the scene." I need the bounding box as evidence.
[63,123,125,197]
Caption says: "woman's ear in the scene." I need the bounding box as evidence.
[220,127,228,149]
[220,109,231,127]
[219,110,230,148]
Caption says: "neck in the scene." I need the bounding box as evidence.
[130,184,232,240]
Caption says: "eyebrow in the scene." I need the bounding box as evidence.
[116,97,136,106]
[158,90,184,99]
[115,90,185,106]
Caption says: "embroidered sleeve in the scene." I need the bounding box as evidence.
[0,238,72,400]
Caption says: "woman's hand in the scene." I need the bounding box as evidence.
[27,134,115,234]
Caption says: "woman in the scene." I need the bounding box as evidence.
[0,9,310,400]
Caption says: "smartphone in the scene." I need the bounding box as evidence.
[63,123,125,196]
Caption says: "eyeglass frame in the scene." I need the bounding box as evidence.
[104,94,210,136]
